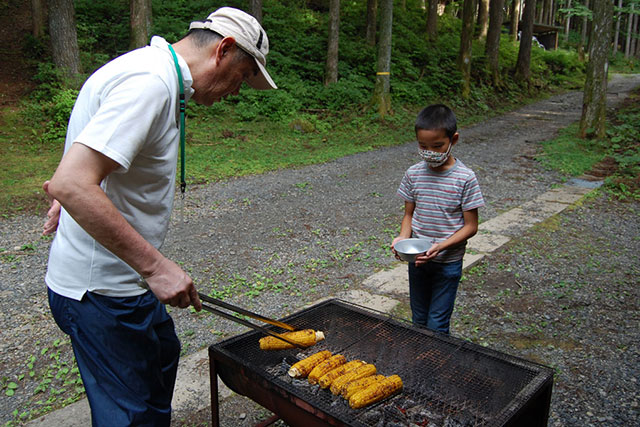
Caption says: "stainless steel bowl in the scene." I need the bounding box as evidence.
[394,238,431,262]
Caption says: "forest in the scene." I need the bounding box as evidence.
[1,0,639,212]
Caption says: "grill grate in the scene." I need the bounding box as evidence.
[211,299,553,426]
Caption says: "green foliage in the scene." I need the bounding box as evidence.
[604,95,640,200]
[41,89,79,145]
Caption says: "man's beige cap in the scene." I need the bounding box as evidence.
[189,7,277,90]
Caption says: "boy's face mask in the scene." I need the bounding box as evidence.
[419,141,452,167]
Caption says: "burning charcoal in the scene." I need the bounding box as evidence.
[360,409,382,425]
[399,398,417,409]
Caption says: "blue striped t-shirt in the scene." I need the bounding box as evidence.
[397,158,484,263]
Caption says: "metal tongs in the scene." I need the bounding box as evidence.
[137,279,304,349]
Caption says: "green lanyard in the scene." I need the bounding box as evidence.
[168,44,186,196]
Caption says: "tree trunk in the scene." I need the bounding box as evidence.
[625,3,634,58]
[579,0,612,139]
[515,0,536,83]
[613,0,622,55]
[458,0,476,98]
[249,0,263,24]
[130,0,152,50]
[564,0,572,43]
[631,6,639,59]
[477,0,490,39]
[578,0,589,61]
[31,0,46,38]
[510,0,521,41]
[366,0,377,46]
[371,0,393,118]
[486,0,505,85]
[325,0,340,85]
[543,0,552,24]
[48,0,81,77]
[426,0,438,41]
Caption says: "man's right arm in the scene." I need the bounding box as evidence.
[48,142,201,310]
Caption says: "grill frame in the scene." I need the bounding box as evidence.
[209,299,553,426]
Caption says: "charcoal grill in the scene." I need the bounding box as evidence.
[208,299,553,426]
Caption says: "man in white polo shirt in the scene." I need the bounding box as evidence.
[42,8,276,426]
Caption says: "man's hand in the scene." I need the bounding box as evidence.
[42,181,61,235]
[144,257,202,311]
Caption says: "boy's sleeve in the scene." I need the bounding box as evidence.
[461,172,485,211]
[397,171,415,202]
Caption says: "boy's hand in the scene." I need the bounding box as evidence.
[391,236,407,260]
[415,243,440,266]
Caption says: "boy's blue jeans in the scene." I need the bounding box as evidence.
[408,260,462,334]
[48,288,180,427]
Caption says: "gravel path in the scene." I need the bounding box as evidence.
[1,74,639,426]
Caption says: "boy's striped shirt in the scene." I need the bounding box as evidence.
[397,158,484,263]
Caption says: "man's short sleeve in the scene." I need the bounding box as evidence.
[74,74,172,172]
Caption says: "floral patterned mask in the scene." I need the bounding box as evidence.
[419,141,452,167]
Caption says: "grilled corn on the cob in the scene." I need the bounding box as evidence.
[342,375,386,400]
[259,329,325,350]
[330,363,377,395]
[318,360,365,389]
[308,354,347,384]
[288,350,331,378]
[348,374,403,409]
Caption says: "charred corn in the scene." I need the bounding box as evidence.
[308,354,347,384]
[330,363,377,395]
[288,350,331,378]
[259,329,325,350]
[342,375,386,400]
[348,374,403,409]
[318,360,365,389]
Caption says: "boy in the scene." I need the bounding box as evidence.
[392,104,484,334]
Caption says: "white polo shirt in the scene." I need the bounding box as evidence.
[46,36,194,300]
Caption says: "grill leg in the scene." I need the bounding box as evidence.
[255,414,280,427]
[210,354,220,427]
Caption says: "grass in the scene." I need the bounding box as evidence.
[0,108,63,216]
[537,86,640,200]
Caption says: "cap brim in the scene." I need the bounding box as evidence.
[246,60,277,90]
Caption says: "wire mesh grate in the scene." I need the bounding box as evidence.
[211,299,553,426]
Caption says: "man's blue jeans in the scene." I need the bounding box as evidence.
[408,260,462,334]
[48,288,180,427]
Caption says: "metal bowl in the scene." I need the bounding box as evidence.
[394,238,431,262]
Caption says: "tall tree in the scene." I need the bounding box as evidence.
[365,0,377,46]
[510,0,522,41]
[325,0,340,85]
[579,0,613,138]
[426,0,439,41]
[249,0,263,24]
[543,0,553,24]
[48,0,81,77]
[613,0,623,55]
[515,0,536,83]
[130,0,152,49]
[486,0,505,85]
[631,4,639,58]
[458,0,477,98]
[625,2,634,58]
[578,0,590,61]
[31,0,46,38]
[563,0,572,43]
[371,0,393,117]
[477,0,490,39]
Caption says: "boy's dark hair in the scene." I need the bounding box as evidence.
[415,104,457,139]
